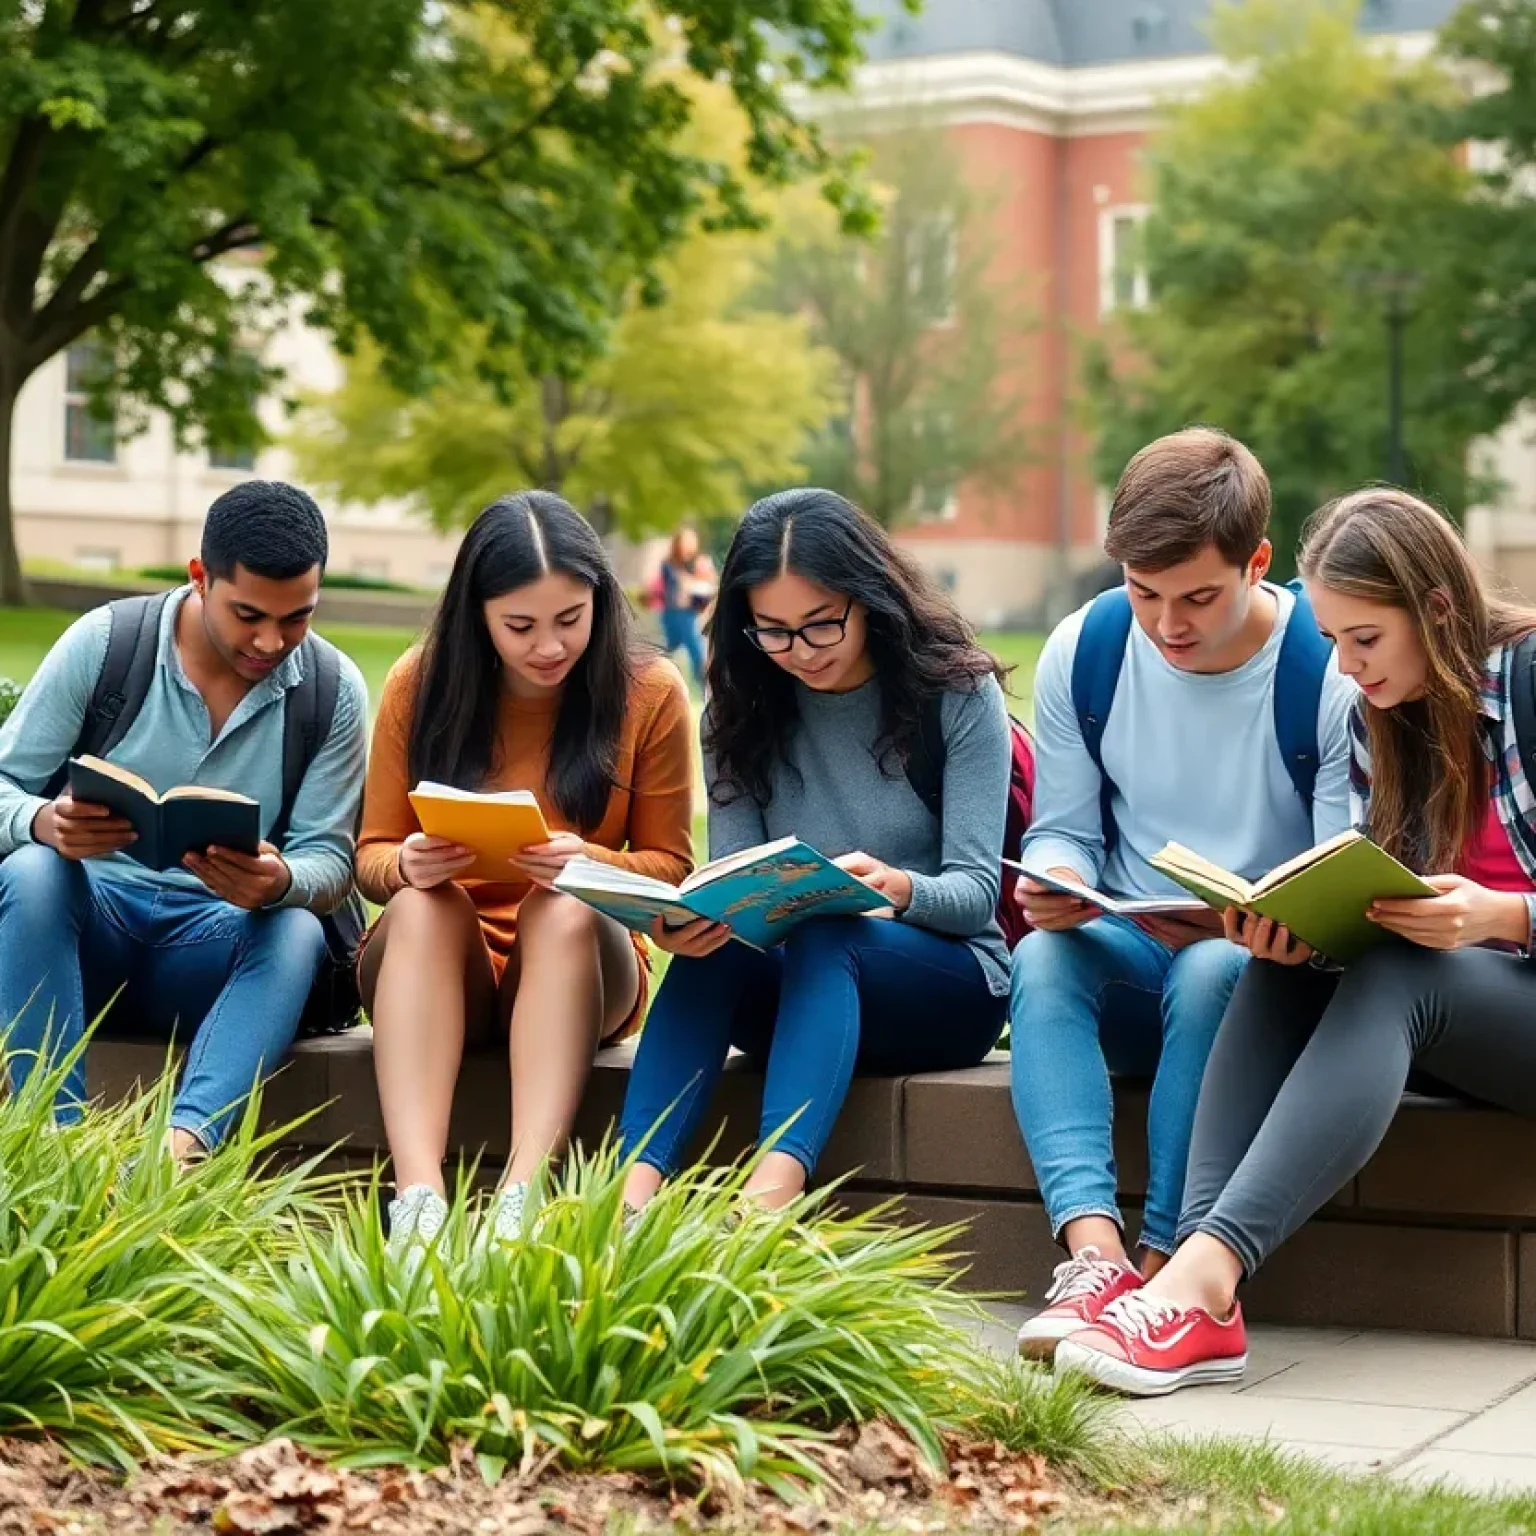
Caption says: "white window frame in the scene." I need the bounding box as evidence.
[1098,204,1151,318]
[62,341,117,465]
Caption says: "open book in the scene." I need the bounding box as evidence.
[1002,858,1207,919]
[407,781,553,882]
[553,836,890,950]
[69,755,260,873]
[1149,829,1437,961]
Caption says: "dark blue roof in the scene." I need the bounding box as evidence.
[860,0,1462,67]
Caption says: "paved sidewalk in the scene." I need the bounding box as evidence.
[977,1304,1536,1495]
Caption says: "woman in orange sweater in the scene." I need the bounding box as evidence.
[355,491,694,1258]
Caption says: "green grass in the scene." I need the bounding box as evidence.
[1094,1438,1536,1535]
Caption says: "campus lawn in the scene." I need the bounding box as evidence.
[0,607,1047,722]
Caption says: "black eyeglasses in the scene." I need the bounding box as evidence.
[744,602,854,655]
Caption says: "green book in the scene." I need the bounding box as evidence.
[1147,830,1437,963]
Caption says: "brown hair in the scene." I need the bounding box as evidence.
[1104,427,1271,572]
[669,526,700,566]
[1299,487,1536,872]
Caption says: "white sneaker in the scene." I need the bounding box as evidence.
[488,1181,528,1243]
[387,1184,449,1264]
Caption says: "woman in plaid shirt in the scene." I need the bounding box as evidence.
[1051,488,1536,1398]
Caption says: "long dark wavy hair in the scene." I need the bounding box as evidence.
[705,487,1010,806]
[1299,487,1536,873]
[409,490,638,831]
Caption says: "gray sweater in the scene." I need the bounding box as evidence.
[706,674,1012,995]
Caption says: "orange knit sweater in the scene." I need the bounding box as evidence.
[356,649,696,977]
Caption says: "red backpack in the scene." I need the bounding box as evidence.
[904,696,1036,949]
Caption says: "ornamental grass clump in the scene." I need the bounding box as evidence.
[182,1145,988,1490]
[0,1028,328,1465]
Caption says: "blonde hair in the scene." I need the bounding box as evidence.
[1299,487,1536,871]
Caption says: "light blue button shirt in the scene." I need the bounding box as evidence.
[0,587,368,913]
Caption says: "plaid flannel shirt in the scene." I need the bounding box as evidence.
[1348,644,1536,956]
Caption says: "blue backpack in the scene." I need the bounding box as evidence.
[1069,578,1332,852]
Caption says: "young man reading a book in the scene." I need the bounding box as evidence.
[1009,428,1356,1358]
[0,482,367,1165]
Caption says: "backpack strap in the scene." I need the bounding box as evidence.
[1272,579,1330,815]
[1510,633,1536,835]
[270,636,341,849]
[903,693,947,817]
[42,591,170,800]
[1070,586,1134,851]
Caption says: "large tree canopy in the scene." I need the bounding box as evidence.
[291,82,840,537]
[1083,0,1503,568]
[0,0,888,602]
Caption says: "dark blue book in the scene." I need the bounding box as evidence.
[68,755,261,873]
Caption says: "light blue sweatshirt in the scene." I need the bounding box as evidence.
[1021,584,1355,899]
[0,587,368,913]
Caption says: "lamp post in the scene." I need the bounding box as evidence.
[1353,267,1422,487]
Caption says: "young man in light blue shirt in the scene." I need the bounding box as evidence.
[0,481,368,1164]
[1010,428,1355,1358]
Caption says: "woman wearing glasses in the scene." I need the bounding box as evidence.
[617,487,1013,1212]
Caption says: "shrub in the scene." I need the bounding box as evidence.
[0,678,19,728]
[183,1148,988,1490]
[0,1029,330,1465]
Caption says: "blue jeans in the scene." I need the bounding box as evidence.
[0,843,325,1148]
[661,607,706,690]
[1008,916,1248,1255]
[619,915,1006,1176]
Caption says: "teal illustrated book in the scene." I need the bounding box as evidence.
[552,836,890,950]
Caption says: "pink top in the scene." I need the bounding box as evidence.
[1458,794,1532,892]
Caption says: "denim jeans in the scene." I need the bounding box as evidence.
[1008,916,1248,1255]
[660,608,706,690]
[619,915,1006,1177]
[0,843,325,1148]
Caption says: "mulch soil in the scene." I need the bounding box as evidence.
[0,1422,1107,1536]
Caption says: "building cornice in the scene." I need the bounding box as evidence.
[806,30,1441,137]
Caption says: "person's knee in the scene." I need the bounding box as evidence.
[782,914,865,968]
[248,906,327,970]
[1165,941,1249,1043]
[516,887,601,951]
[1009,926,1101,1019]
[0,843,86,921]
[380,882,480,944]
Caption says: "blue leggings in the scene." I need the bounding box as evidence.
[618,915,1006,1177]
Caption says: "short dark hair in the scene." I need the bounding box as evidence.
[1103,428,1271,572]
[200,480,328,582]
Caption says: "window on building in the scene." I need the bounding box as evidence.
[63,341,116,464]
[1099,206,1151,317]
[906,210,958,324]
[1131,4,1170,50]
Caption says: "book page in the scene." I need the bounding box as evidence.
[162,785,258,805]
[412,781,542,808]
[1149,843,1255,906]
[1250,828,1365,897]
[72,755,159,804]
[682,835,802,893]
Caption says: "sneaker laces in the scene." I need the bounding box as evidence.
[1044,1246,1130,1304]
[1099,1289,1181,1342]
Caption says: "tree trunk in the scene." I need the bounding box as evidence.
[0,374,27,607]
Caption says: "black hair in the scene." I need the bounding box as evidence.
[409,490,638,831]
[200,480,329,581]
[704,487,1009,807]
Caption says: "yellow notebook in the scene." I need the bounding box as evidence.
[407,781,553,882]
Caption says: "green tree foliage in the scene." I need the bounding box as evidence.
[756,124,1037,529]
[1441,0,1536,418]
[291,84,840,537]
[0,0,888,604]
[1082,0,1503,569]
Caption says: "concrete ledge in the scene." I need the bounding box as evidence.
[86,1030,1536,1338]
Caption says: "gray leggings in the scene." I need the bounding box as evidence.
[1180,942,1536,1276]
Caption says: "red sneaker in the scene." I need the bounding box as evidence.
[1016,1246,1145,1361]
[1053,1290,1248,1396]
